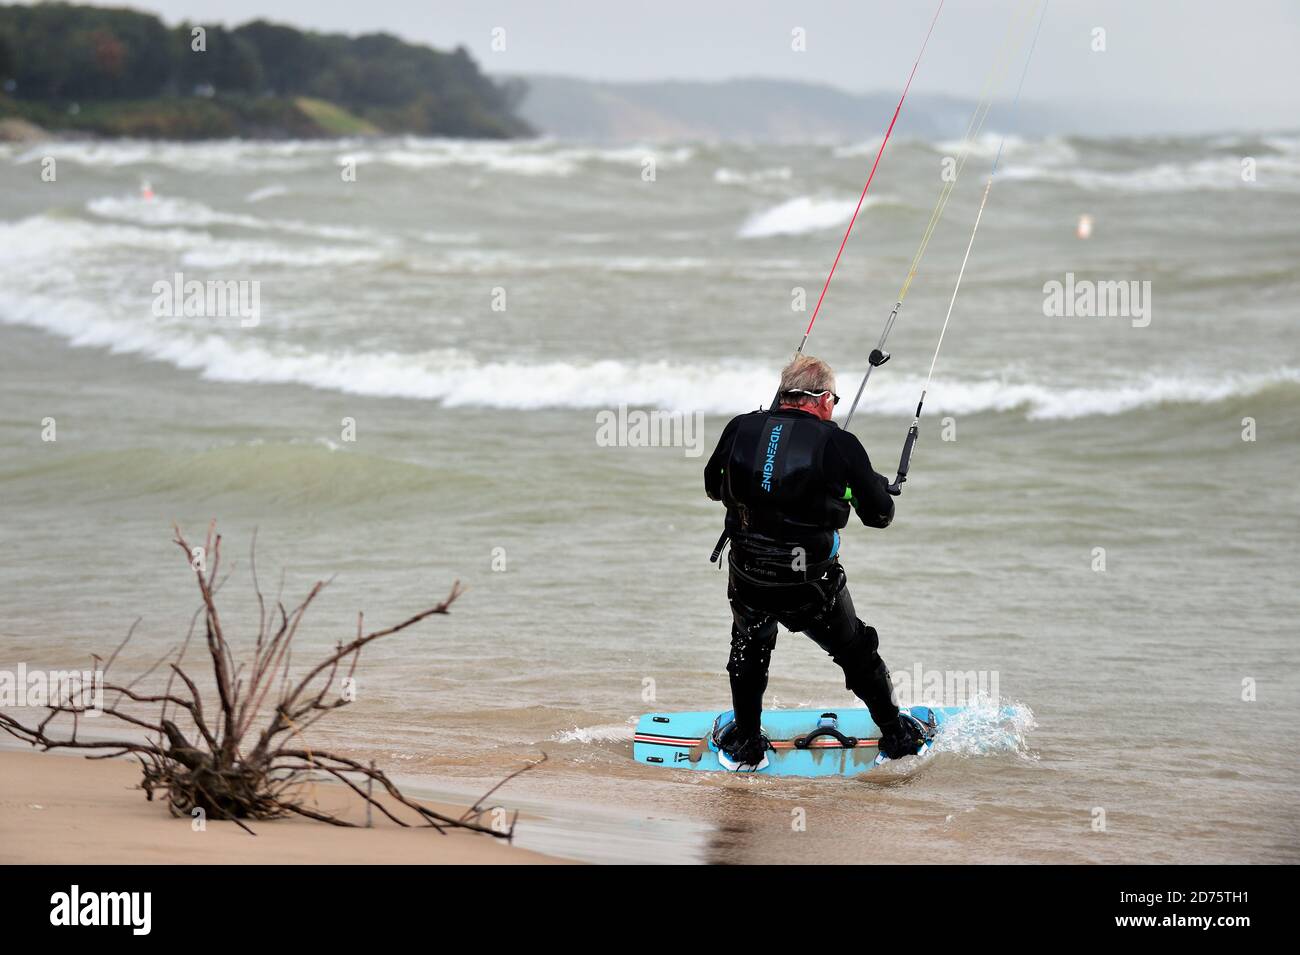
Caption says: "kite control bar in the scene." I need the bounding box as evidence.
[887,422,920,496]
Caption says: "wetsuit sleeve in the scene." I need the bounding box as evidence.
[705,415,741,502]
[829,429,895,528]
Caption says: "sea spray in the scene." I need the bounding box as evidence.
[928,692,1038,759]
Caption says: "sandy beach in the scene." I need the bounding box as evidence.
[0,749,570,865]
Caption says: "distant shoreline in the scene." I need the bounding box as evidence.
[0,93,520,143]
[0,4,532,142]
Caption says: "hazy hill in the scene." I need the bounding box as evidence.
[513,74,1098,142]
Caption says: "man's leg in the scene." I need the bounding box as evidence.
[726,577,779,741]
[790,565,901,734]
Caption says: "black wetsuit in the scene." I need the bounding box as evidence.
[704,406,902,742]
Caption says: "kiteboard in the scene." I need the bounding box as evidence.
[633,705,949,778]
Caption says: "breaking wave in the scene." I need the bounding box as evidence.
[739,195,882,238]
[0,282,1294,419]
[337,141,694,177]
[244,184,290,203]
[714,166,793,186]
[87,193,380,241]
[1000,155,1300,193]
[8,137,694,179]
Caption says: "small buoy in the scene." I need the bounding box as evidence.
[141,180,155,201]
[1076,213,1093,239]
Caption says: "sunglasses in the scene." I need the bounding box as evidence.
[784,389,840,405]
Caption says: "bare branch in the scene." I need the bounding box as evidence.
[2,525,526,844]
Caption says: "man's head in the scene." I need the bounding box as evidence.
[777,354,839,421]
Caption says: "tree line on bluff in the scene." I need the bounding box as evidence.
[0,2,531,138]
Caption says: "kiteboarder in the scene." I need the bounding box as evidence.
[704,354,927,770]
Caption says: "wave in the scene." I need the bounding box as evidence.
[179,242,385,269]
[714,166,792,186]
[738,195,880,238]
[244,184,289,203]
[414,247,714,274]
[0,214,738,282]
[342,145,577,177]
[897,132,1300,193]
[6,136,696,179]
[1000,154,1300,193]
[0,215,211,256]
[0,213,385,272]
[12,138,334,173]
[831,137,884,159]
[87,193,380,242]
[932,132,1079,167]
[414,229,482,245]
[339,140,694,177]
[867,369,1300,421]
[1,285,1295,419]
[14,132,1298,182]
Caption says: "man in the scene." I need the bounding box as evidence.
[704,354,926,770]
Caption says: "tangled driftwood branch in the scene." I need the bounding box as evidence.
[0,522,543,839]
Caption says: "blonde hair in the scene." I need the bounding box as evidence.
[779,354,836,405]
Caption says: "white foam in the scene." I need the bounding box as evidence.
[244,185,289,203]
[714,166,792,186]
[87,193,380,242]
[831,137,884,159]
[411,247,711,275]
[3,211,379,272]
[1000,154,1300,193]
[1261,134,1300,155]
[1,273,1294,419]
[89,194,268,230]
[338,140,693,178]
[939,133,1080,170]
[415,230,481,245]
[343,146,578,176]
[0,213,709,281]
[179,242,384,269]
[0,214,1294,417]
[738,195,869,238]
[551,723,635,744]
[0,216,211,257]
[13,138,334,173]
[10,137,674,179]
[928,693,1037,759]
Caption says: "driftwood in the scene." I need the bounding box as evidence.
[0,522,542,839]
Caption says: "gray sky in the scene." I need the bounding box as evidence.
[67,1,1300,127]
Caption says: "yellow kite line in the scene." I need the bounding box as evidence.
[842,0,1043,428]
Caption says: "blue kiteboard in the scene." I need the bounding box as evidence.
[633,705,953,778]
